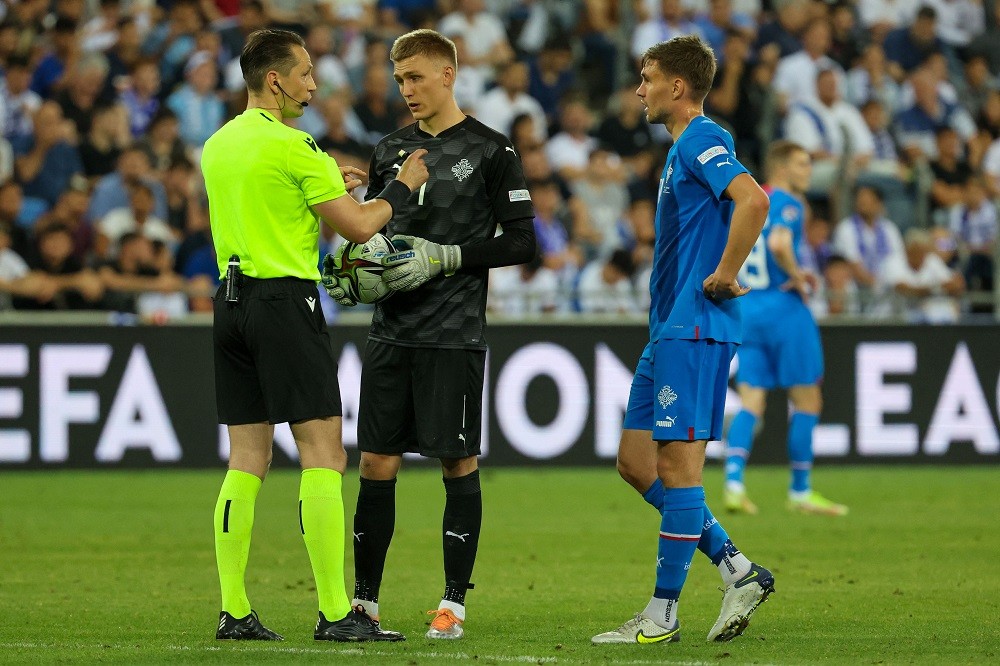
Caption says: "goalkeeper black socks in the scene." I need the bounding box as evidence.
[353,477,397,604]
[441,470,482,606]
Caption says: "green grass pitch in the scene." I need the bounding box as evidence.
[1,465,997,664]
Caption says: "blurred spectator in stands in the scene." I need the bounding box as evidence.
[597,85,655,174]
[800,213,834,276]
[693,0,755,60]
[773,19,843,110]
[576,248,639,314]
[957,54,998,119]
[80,102,130,180]
[354,62,398,146]
[833,185,905,307]
[19,223,104,309]
[923,0,984,50]
[928,126,972,223]
[476,60,547,143]
[142,0,203,93]
[88,144,168,225]
[571,146,629,260]
[783,68,874,200]
[626,196,656,267]
[489,253,562,315]
[828,1,864,70]
[506,113,540,156]
[546,95,596,182]
[632,0,702,65]
[35,187,93,261]
[217,0,268,64]
[530,177,583,287]
[98,231,187,316]
[96,181,174,259]
[528,39,576,125]
[80,0,122,55]
[814,254,860,318]
[968,0,1000,76]
[705,29,767,172]
[166,51,224,149]
[0,220,56,310]
[13,101,84,209]
[438,0,514,77]
[118,58,161,138]
[306,24,351,96]
[857,97,914,228]
[577,0,620,102]
[883,227,965,322]
[930,224,960,269]
[163,156,205,240]
[137,108,188,174]
[861,99,902,172]
[754,0,809,58]
[884,5,943,82]
[3,56,43,146]
[316,95,371,167]
[949,174,996,304]
[449,33,487,113]
[0,182,31,258]
[858,0,918,44]
[31,17,79,99]
[377,0,437,29]
[56,53,114,137]
[845,43,901,112]
[895,66,977,161]
[106,17,143,84]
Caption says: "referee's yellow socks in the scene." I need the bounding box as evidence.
[299,468,353,621]
[214,469,261,618]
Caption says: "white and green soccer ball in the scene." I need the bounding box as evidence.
[328,233,396,304]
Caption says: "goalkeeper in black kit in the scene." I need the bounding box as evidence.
[322,29,536,640]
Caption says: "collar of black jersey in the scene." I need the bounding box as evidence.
[410,115,472,139]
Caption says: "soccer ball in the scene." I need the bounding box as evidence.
[327,233,396,304]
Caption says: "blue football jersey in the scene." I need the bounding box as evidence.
[738,186,804,300]
[648,116,749,343]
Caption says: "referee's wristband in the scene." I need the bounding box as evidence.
[376,180,411,215]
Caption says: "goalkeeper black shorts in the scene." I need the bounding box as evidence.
[358,339,485,458]
[213,277,342,425]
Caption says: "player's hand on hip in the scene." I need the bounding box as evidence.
[382,234,462,291]
[396,148,429,191]
[780,272,816,300]
[340,165,367,193]
[321,252,358,307]
[703,272,750,301]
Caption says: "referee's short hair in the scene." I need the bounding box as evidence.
[390,29,458,69]
[642,35,717,102]
[241,28,306,93]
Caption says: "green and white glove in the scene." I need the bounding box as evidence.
[321,253,358,307]
[382,234,462,292]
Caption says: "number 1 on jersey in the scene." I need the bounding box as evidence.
[418,183,427,205]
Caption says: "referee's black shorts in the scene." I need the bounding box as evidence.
[358,339,485,459]
[213,276,342,425]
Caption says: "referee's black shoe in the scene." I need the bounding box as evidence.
[216,610,284,640]
[315,606,406,642]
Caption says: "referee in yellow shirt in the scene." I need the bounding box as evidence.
[201,28,426,642]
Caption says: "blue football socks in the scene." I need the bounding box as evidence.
[788,412,819,493]
[725,410,757,488]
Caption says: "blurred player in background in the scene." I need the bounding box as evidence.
[724,140,848,516]
[593,36,774,646]
[323,29,536,640]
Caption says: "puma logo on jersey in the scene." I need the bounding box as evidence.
[505,146,516,154]
[716,159,732,167]
[392,163,402,171]
[445,531,470,542]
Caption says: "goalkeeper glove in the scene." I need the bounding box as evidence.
[381,235,461,292]
[321,253,358,307]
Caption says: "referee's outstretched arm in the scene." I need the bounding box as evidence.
[313,149,429,244]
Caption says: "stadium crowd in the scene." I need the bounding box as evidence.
[0,0,996,323]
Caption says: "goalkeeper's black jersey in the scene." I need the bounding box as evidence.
[365,116,533,350]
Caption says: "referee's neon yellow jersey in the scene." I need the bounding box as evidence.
[202,109,347,281]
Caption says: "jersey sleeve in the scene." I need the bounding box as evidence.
[682,128,749,201]
[483,138,534,224]
[287,133,347,205]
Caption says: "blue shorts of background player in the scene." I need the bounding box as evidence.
[736,298,824,389]
[624,338,737,442]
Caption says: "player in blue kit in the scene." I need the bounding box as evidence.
[723,140,848,517]
[592,36,774,646]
